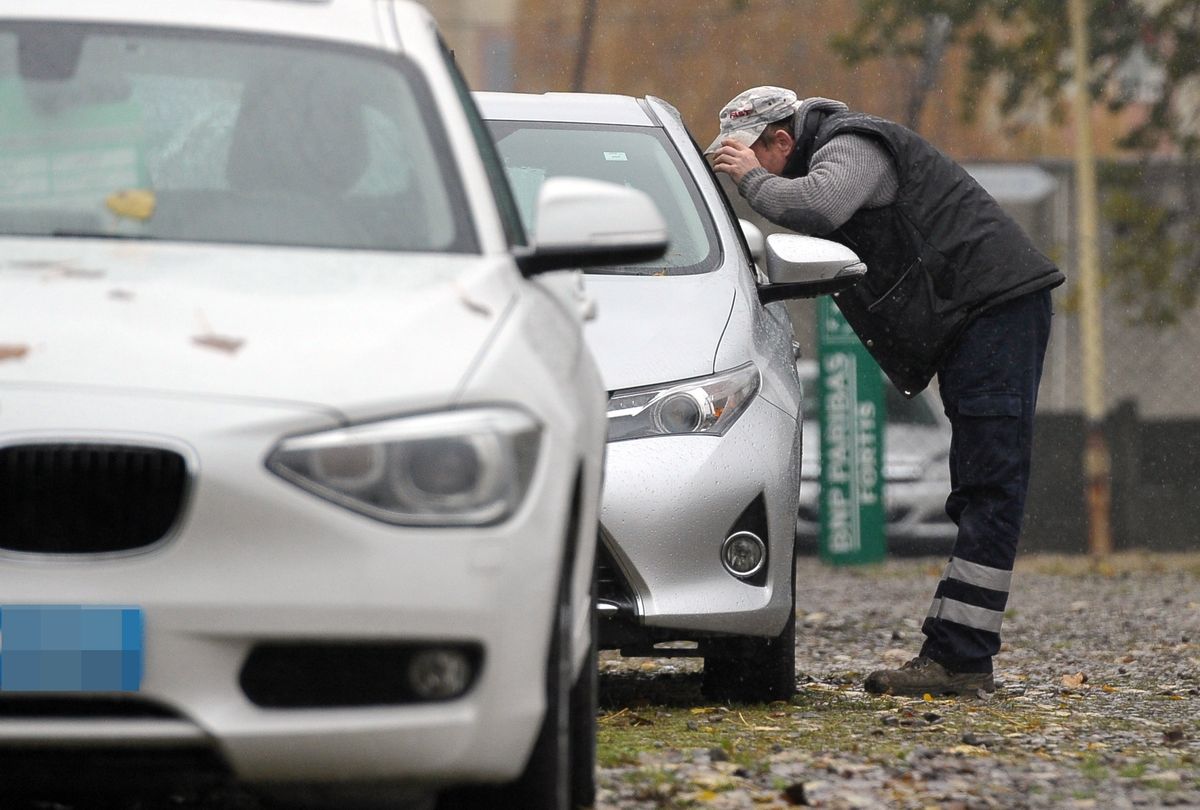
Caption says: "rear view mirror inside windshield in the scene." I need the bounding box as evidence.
[16,23,86,81]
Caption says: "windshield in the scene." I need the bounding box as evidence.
[0,23,475,252]
[487,121,719,275]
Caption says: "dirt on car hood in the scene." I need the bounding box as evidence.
[0,239,516,412]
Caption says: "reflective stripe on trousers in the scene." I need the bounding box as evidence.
[918,289,1053,674]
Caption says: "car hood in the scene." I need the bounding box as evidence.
[583,272,734,391]
[0,239,515,414]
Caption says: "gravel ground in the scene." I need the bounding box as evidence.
[8,553,1197,809]
[595,552,1200,809]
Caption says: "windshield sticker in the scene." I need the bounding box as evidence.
[603,151,628,161]
[106,188,156,221]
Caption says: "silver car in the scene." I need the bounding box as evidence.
[478,91,864,702]
[795,360,956,554]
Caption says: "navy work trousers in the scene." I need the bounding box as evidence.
[919,288,1053,673]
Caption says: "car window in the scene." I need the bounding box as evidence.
[487,121,720,275]
[0,24,476,253]
[439,37,525,248]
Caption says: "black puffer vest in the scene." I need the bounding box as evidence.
[790,111,1064,395]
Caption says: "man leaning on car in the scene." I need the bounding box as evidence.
[708,86,1064,697]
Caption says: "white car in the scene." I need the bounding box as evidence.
[795,360,957,554]
[478,91,865,702]
[0,3,665,808]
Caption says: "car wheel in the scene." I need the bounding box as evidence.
[439,557,595,810]
[700,564,796,703]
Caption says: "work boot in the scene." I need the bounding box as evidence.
[864,656,995,696]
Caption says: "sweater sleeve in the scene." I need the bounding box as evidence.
[737,133,899,235]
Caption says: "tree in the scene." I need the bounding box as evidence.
[833,0,1200,326]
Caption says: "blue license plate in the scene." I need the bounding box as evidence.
[0,605,143,692]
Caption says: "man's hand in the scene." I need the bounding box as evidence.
[709,139,763,184]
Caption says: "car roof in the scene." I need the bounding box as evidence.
[0,0,410,49]
[475,91,656,127]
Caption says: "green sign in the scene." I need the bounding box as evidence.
[816,297,886,565]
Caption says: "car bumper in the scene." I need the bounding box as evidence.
[0,392,579,788]
[598,398,799,637]
[796,478,957,549]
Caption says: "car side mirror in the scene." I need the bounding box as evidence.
[516,176,668,275]
[757,234,866,302]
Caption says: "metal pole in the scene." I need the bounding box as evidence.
[571,0,598,92]
[1068,0,1113,558]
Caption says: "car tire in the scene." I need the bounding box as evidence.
[700,564,796,703]
[569,586,598,810]
[438,556,596,810]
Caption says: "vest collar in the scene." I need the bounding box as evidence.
[782,97,849,178]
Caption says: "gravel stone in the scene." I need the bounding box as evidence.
[595,553,1200,809]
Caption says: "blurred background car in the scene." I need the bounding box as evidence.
[795,359,956,556]
[0,3,667,808]
[479,91,863,702]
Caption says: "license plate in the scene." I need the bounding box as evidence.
[0,605,143,692]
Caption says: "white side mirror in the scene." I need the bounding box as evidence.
[758,234,867,302]
[518,176,668,274]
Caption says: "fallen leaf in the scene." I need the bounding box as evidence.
[9,259,65,270]
[106,188,156,220]
[54,266,104,280]
[922,693,933,702]
[0,344,29,362]
[945,744,989,756]
[1061,672,1087,688]
[192,334,245,355]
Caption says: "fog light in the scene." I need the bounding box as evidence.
[721,531,765,578]
[408,649,473,700]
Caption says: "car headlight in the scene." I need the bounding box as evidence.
[266,408,541,526]
[606,362,759,442]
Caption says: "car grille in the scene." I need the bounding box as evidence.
[0,443,188,554]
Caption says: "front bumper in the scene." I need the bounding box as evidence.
[0,391,579,789]
[796,478,957,549]
[598,397,799,637]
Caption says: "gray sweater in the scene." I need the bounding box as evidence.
[738,131,899,236]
